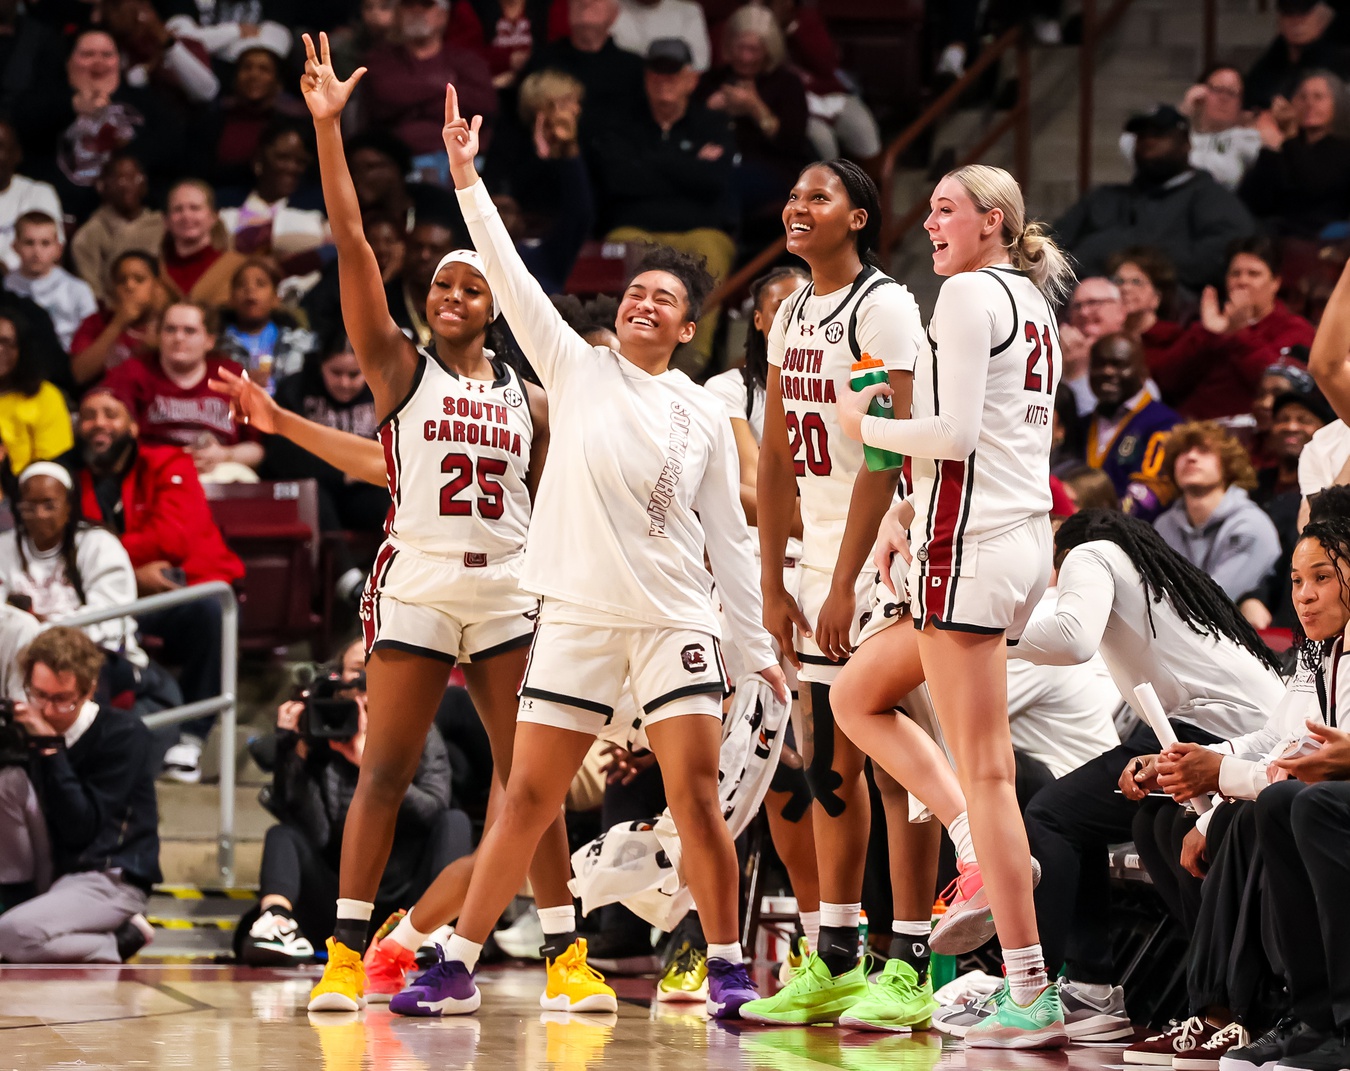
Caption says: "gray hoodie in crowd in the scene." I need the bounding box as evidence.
[1152,485,1282,601]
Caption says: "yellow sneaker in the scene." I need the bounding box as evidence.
[777,936,810,988]
[657,941,708,1003]
[539,938,619,1013]
[308,938,367,1012]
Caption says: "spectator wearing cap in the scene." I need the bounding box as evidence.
[70,380,243,778]
[1055,104,1255,291]
[1172,63,1263,190]
[1244,0,1350,113]
[696,5,810,229]
[1240,69,1350,238]
[1153,420,1283,601]
[519,0,646,123]
[69,153,165,307]
[195,44,308,195]
[1083,332,1181,521]
[1249,358,1317,470]
[1152,236,1316,420]
[360,0,497,184]
[164,0,294,67]
[101,300,260,482]
[0,121,64,276]
[591,37,735,372]
[1058,277,1127,417]
[611,0,711,72]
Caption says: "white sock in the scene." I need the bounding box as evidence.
[819,902,862,929]
[335,898,373,921]
[1070,980,1114,1000]
[536,905,576,936]
[444,933,483,972]
[800,910,820,951]
[1004,943,1049,1005]
[892,920,930,937]
[948,812,978,867]
[388,912,430,953]
[707,941,743,964]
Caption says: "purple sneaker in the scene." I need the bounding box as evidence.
[706,957,758,1020]
[389,952,482,1017]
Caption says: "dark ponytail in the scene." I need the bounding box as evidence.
[742,266,809,410]
[805,159,883,269]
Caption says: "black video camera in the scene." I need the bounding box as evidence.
[0,697,27,767]
[299,670,364,743]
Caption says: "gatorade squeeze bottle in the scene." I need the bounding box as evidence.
[850,354,904,471]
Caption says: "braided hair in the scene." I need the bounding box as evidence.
[801,159,883,269]
[742,266,809,416]
[1293,517,1350,670]
[12,478,89,607]
[1055,509,1282,673]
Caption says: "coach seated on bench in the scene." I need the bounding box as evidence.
[0,627,160,963]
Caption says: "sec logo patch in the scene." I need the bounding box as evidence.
[824,322,844,344]
[504,387,524,407]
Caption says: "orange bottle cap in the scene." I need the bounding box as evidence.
[852,353,883,371]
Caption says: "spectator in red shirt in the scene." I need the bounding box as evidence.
[360,0,497,183]
[1151,235,1316,420]
[102,300,262,481]
[72,375,244,782]
[158,180,247,310]
[466,0,552,90]
[70,250,169,386]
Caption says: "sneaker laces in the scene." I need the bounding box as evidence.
[874,961,919,1000]
[1201,1023,1246,1050]
[325,945,364,989]
[667,942,699,976]
[408,948,462,990]
[1248,1018,1297,1048]
[557,944,608,987]
[1145,1016,1206,1045]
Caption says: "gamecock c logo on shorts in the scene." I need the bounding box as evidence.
[681,643,707,673]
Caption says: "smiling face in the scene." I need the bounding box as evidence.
[19,475,70,552]
[166,183,216,248]
[77,392,137,468]
[67,31,119,100]
[1111,260,1160,317]
[783,165,866,265]
[1088,334,1146,411]
[1069,278,1128,338]
[256,130,311,203]
[616,270,696,353]
[1269,399,1325,464]
[1252,369,1299,432]
[923,175,1000,277]
[425,261,493,345]
[1295,74,1336,133]
[234,48,281,106]
[1292,536,1350,641]
[728,31,768,78]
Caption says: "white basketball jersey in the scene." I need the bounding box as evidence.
[379,349,533,559]
[911,267,1059,574]
[767,266,927,572]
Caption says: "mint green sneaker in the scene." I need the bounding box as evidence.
[965,979,1069,1049]
[739,952,869,1026]
[838,959,940,1033]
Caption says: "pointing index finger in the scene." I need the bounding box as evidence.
[302,32,317,65]
[447,82,460,123]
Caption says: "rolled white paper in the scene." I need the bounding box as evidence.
[1132,683,1212,814]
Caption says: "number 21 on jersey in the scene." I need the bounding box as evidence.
[1022,321,1055,394]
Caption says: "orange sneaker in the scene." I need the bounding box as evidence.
[364,937,418,1003]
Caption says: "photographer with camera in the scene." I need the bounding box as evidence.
[0,627,160,962]
[239,638,472,966]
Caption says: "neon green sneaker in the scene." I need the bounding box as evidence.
[965,979,1069,1049]
[838,959,940,1033]
[739,952,869,1026]
[776,936,810,987]
[656,941,708,1003]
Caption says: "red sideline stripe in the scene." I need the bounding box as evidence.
[362,542,397,654]
[380,421,398,535]
[925,458,966,620]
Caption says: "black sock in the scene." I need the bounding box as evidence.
[889,930,931,984]
[540,930,577,961]
[818,924,859,976]
[332,917,369,954]
[262,904,295,921]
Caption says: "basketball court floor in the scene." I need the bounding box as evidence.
[2,962,1137,1070]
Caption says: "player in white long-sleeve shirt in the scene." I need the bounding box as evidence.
[438,81,787,1022]
[295,37,589,1019]
[832,165,1078,1048]
[1010,508,1283,1030]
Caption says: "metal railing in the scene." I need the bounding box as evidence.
[58,581,240,885]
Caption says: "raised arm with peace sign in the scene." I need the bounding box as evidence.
[301,31,366,122]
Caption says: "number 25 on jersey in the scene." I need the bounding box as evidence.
[440,452,507,518]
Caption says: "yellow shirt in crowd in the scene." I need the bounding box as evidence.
[0,382,74,474]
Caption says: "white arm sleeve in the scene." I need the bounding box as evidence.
[698,416,776,672]
[456,179,593,392]
[63,531,140,654]
[859,272,994,459]
[1014,547,1115,665]
[162,39,220,103]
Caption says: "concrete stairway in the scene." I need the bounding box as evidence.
[887,0,1278,312]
